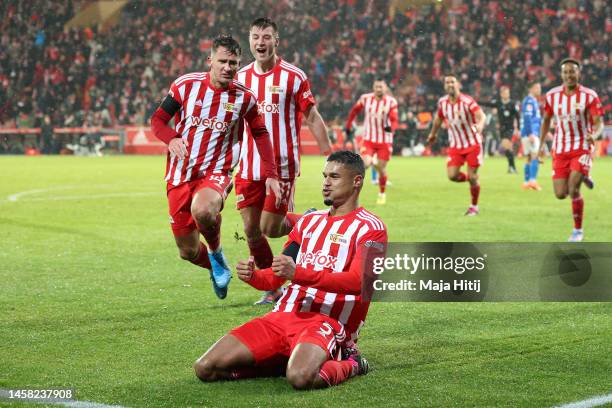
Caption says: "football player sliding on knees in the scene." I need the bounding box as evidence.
[194,151,387,389]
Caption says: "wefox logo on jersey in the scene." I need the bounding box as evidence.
[297,250,338,270]
[187,116,230,132]
[257,101,280,114]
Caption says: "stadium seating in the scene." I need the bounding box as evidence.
[0,0,609,149]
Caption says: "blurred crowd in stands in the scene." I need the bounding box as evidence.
[0,0,609,153]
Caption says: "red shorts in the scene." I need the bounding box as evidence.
[234,177,295,215]
[230,312,344,364]
[447,144,482,168]
[166,173,233,236]
[552,150,592,179]
[360,140,392,161]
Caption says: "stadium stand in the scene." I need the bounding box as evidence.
[0,0,609,154]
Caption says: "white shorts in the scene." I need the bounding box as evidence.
[521,136,540,156]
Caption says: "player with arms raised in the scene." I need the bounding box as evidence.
[427,74,486,215]
[150,35,280,299]
[236,18,332,305]
[193,151,387,389]
[538,58,603,242]
[345,79,398,205]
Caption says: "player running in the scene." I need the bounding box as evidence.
[150,35,281,299]
[236,18,332,305]
[538,58,603,242]
[427,73,486,216]
[193,151,387,389]
[520,82,543,191]
[345,79,398,205]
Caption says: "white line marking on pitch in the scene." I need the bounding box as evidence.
[0,389,127,408]
[22,192,158,201]
[3,186,159,203]
[554,393,612,408]
[7,186,79,202]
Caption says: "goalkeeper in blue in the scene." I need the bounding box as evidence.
[521,82,543,191]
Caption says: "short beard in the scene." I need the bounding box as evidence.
[323,198,333,206]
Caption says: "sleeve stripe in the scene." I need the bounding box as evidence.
[280,61,307,81]
[356,211,384,230]
[175,72,207,88]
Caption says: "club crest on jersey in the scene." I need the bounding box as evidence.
[328,233,348,246]
[267,85,285,94]
[297,250,338,270]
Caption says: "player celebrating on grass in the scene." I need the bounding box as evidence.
[150,35,280,299]
[345,79,398,205]
[520,81,543,191]
[538,58,603,242]
[193,151,387,389]
[236,18,332,305]
[427,73,486,216]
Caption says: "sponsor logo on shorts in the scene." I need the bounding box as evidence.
[169,216,174,224]
[236,194,245,203]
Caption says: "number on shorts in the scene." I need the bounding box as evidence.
[578,154,592,169]
[209,175,226,186]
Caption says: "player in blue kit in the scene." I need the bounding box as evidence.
[521,82,542,191]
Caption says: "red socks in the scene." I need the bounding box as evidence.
[248,237,273,269]
[572,195,584,229]
[379,175,387,194]
[318,360,354,387]
[190,242,211,270]
[199,214,221,252]
[470,184,480,206]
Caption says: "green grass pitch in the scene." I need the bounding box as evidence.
[1,155,611,407]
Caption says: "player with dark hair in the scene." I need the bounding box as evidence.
[345,79,398,205]
[539,58,603,242]
[427,73,486,216]
[193,150,387,389]
[479,85,520,173]
[520,81,543,191]
[236,17,332,305]
[150,35,281,299]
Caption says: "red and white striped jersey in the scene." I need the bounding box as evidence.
[164,72,259,186]
[273,207,387,343]
[544,84,603,154]
[236,58,316,180]
[347,93,398,144]
[437,93,483,149]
